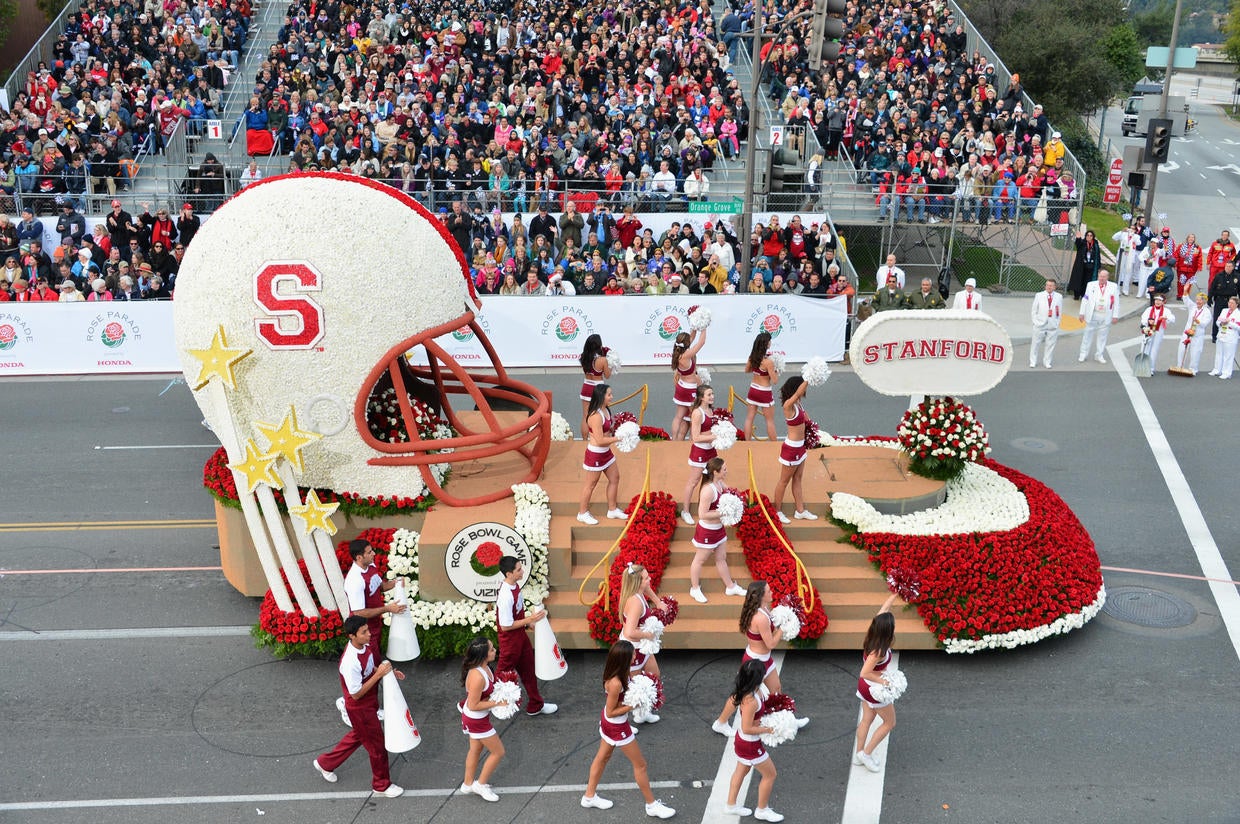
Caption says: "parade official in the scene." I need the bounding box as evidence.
[1139,294,1175,374]
[1112,222,1143,296]
[1210,296,1239,379]
[1030,279,1063,368]
[871,273,904,312]
[904,278,945,309]
[1177,292,1210,375]
[496,556,557,717]
[875,254,906,289]
[952,278,982,310]
[1174,234,1203,299]
[1209,261,1239,343]
[1078,270,1119,363]
[1207,231,1236,290]
[314,616,404,797]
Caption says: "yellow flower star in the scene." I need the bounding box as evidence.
[228,440,282,493]
[186,326,252,390]
[255,408,322,474]
[288,489,339,537]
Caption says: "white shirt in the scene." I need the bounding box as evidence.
[684,173,710,197]
[1080,281,1119,323]
[1181,301,1209,333]
[1140,304,1175,331]
[343,562,381,612]
[953,289,982,310]
[1031,290,1062,327]
[876,264,906,289]
[652,169,676,194]
[707,241,734,273]
[496,582,521,629]
[339,641,374,696]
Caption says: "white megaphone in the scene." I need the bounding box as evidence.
[381,671,421,753]
[532,607,568,681]
[385,584,421,662]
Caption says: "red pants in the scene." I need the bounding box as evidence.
[318,696,391,791]
[497,629,544,713]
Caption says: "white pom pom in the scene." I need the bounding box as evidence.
[606,352,622,375]
[623,673,659,714]
[769,353,786,374]
[717,492,744,526]
[696,366,712,386]
[768,604,801,639]
[549,411,574,442]
[689,306,712,331]
[758,709,800,747]
[635,615,665,656]
[489,680,522,719]
[710,420,738,451]
[869,668,908,704]
[801,356,831,387]
[614,420,641,453]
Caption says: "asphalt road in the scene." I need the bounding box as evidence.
[1,368,1237,824]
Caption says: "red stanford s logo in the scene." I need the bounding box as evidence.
[253,262,325,349]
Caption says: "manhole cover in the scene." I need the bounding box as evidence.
[1010,437,1059,453]
[1102,586,1197,628]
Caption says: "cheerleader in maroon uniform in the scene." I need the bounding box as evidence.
[578,383,626,525]
[457,636,507,802]
[580,640,676,818]
[689,457,745,604]
[618,564,670,725]
[680,385,718,524]
[854,593,899,773]
[670,328,707,441]
[742,332,779,441]
[772,376,819,525]
[712,581,807,734]
[579,334,612,438]
[722,660,784,822]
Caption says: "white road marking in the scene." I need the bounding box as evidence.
[840,652,898,824]
[701,650,785,823]
[1206,164,1240,175]
[94,444,219,450]
[0,780,696,812]
[0,626,252,641]
[1108,338,1240,662]
[1201,173,1207,179]
[1221,190,1229,198]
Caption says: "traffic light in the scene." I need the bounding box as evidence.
[808,0,848,71]
[1145,118,1172,164]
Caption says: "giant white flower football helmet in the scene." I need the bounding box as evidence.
[174,173,550,506]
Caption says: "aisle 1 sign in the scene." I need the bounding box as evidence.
[1103,158,1123,204]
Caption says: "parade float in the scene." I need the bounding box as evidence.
[175,173,1102,659]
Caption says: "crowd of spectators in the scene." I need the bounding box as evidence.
[238,0,750,214]
[0,0,252,214]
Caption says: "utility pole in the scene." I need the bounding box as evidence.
[1143,0,1183,229]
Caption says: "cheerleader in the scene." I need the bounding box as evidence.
[689,457,745,604]
[722,660,783,822]
[457,636,506,803]
[578,383,626,525]
[1210,295,1239,379]
[712,581,807,735]
[742,331,779,441]
[580,640,677,818]
[854,593,899,773]
[772,377,819,524]
[680,385,717,525]
[618,563,668,720]
[579,334,612,439]
[670,328,707,441]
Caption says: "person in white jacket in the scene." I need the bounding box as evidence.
[952,277,982,310]
[683,169,711,201]
[1176,292,1211,374]
[1078,269,1119,363]
[1138,294,1175,373]
[1030,278,1064,368]
[1112,222,1143,296]
[1210,295,1239,378]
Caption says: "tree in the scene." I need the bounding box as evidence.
[1102,24,1146,89]
[1132,1,1176,46]
[0,0,19,53]
[36,0,71,23]
[1226,0,1240,67]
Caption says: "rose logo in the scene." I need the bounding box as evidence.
[553,644,566,667]
[762,314,783,338]
[555,316,579,342]
[0,324,16,351]
[452,325,474,342]
[469,541,505,576]
[658,315,681,340]
[101,321,126,348]
[406,709,418,733]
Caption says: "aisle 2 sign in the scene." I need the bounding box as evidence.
[1103,158,1123,205]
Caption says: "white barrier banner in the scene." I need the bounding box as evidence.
[1,294,845,376]
[0,303,180,375]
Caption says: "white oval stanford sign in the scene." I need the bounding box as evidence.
[849,309,1012,396]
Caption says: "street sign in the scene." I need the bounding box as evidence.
[769,126,784,147]
[1103,158,1123,204]
[1145,46,1198,69]
[688,198,744,214]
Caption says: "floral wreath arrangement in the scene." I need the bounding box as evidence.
[735,494,830,645]
[586,491,678,645]
[252,483,552,659]
[896,397,991,481]
[831,445,1105,653]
